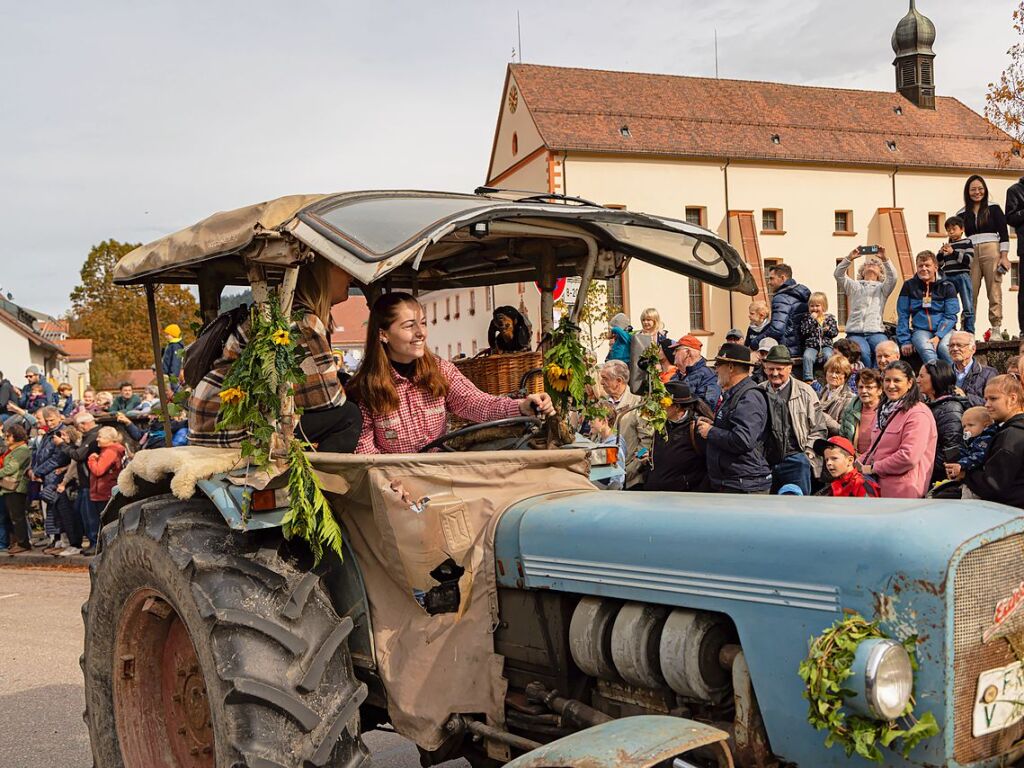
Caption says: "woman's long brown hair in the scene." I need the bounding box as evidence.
[347,292,448,415]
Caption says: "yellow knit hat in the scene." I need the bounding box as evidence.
[163,323,182,342]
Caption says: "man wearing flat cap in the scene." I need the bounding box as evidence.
[644,381,714,492]
[695,343,772,493]
[670,335,721,410]
[758,344,827,495]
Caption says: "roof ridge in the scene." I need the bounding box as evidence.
[510,62,966,102]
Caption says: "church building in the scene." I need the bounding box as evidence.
[427,2,1024,357]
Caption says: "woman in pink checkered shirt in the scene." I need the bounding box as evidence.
[348,293,555,454]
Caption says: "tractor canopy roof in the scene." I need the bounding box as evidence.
[113,189,757,294]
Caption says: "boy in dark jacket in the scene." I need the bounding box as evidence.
[764,264,810,356]
[938,216,975,333]
[896,250,959,364]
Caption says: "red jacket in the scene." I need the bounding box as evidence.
[87,443,125,502]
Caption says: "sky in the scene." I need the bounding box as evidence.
[1,0,1018,316]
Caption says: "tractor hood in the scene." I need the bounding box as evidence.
[113,190,757,294]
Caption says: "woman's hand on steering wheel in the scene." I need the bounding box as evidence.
[520,392,555,418]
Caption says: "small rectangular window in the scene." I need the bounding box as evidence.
[432,302,437,324]
[455,295,461,319]
[471,339,478,354]
[928,212,943,234]
[485,288,493,311]
[834,210,853,234]
[1012,260,1020,290]
[457,341,463,355]
[517,282,525,295]
[447,343,452,359]
[688,278,706,331]
[836,259,852,325]
[761,208,783,233]
[684,206,706,227]
[607,276,624,314]
[445,297,451,320]
[469,290,476,315]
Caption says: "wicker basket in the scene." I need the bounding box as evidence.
[453,351,544,396]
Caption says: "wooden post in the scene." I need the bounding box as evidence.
[145,284,174,443]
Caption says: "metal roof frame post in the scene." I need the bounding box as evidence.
[145,284,174,443]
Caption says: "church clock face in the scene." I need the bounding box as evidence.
[508,84,519,113]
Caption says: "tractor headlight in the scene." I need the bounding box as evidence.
[850,639,913,720]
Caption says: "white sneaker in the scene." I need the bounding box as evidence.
[59,546,82,557]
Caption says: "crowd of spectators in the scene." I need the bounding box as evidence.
[0,362,184,556]
[598,173,1024,506]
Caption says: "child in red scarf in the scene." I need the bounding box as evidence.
[814,436,880,497]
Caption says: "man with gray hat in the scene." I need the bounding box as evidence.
[644,381,714,492]
[695,343,771,493]
[758,344,827,495]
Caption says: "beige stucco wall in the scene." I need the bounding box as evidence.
[490,152,549,193]
[0,323,32,385]
[561,156,1024,342]
[488,74,547,183]
[419,285,543,360]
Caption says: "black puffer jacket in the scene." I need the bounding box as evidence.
[1006,177,1024,258]
[966,414,1024,508]
[644,412,709,492]
[928,394,968,484]
[765,280,811,356]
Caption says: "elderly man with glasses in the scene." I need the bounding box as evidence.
[948,331,997,407]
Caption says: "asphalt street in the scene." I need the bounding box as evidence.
[0,567,466,768]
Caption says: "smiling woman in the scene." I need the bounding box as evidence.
[347,293,554,453]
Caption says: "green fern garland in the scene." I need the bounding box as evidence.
[798,614,939,762]
[214,294,342,563]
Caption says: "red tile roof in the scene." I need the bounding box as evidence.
[98,369,155,392]
[0,308,65,355]
[330,298,369,345]
[61,338,93,362]
[507,64,1024,172]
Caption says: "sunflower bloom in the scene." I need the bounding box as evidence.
[660,396,673,408]
[271,329,291,346]
[219,387,245,405]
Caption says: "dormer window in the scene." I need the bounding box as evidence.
[771,134,781,145]
[620,125,631,138]
[886,140,898,152]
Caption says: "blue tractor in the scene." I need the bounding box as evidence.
[83,191,1024,768]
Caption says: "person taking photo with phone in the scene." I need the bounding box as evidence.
[833,246,896,367]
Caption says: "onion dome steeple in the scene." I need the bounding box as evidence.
[892,1,936,109]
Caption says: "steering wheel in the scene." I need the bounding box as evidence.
[418,416,543,453]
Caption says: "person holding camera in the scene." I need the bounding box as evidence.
[833,246,896,368]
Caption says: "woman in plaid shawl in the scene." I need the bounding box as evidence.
[188,258,363,452]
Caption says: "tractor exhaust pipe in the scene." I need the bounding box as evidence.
[525,681,613,728]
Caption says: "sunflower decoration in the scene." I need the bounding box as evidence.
[638,343,670,436]
[544,317,596,419]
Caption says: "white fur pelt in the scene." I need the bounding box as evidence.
[117,447,241,500]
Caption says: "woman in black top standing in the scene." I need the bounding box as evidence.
[961,174,1011,338]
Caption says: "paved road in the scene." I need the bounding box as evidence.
[0,567,466,768]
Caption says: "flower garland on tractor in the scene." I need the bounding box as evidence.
[637,343,669,437]
[544,317,597,420]
[215,293,343,563]
[798,614,938,762]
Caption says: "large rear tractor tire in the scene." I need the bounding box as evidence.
[82,494,369,768]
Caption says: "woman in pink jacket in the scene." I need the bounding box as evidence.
[860,360,937,498]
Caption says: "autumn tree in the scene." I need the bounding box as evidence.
[68,239,198,385]
[986,2,1024,164]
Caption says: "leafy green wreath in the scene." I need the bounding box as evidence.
[215,292,342,564]
[798,614,939,762]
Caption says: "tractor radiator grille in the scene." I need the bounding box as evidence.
[953,534,1024,764]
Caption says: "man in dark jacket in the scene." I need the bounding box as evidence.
[644,382,711,492]
[896,250,958,364]
[0,371,14,422]
[948,331,997,407]
[1005,177,1024,334]
[670,335,721,410]
[68,411,102,552]
[764,264,810,356]
[960,375,1024,508]
[696,343,771,493]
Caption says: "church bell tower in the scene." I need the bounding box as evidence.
[892,0,936,109]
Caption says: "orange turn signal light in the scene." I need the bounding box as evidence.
[251,488,279,512]
[604,446,619,465]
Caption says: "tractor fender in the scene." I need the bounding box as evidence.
[503,715,732,768]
